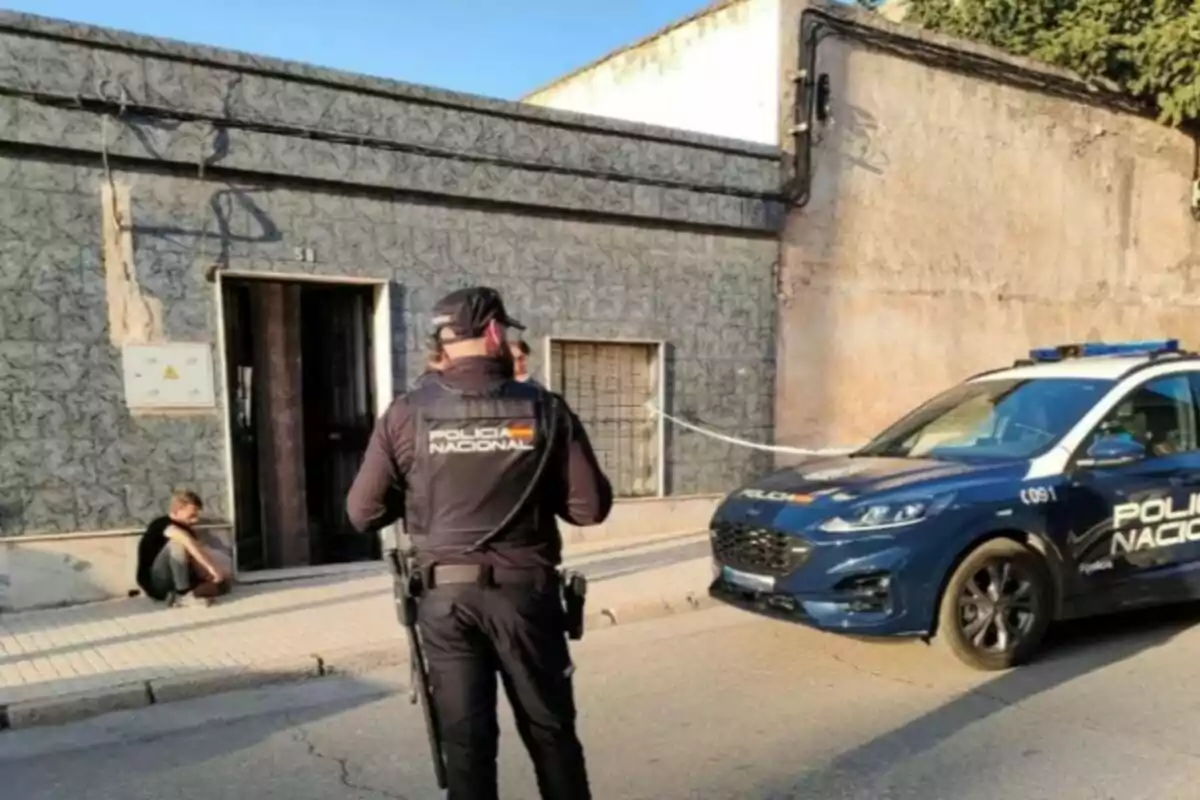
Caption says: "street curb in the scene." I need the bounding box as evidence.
[588,591,719,630]
[149,655,324,705]
[2,682,152,731]
[319,642,407,676]
[0,582,716,733]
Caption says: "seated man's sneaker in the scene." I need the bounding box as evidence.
[167,590,213,608]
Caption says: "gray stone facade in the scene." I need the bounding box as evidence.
[0,11,783,537]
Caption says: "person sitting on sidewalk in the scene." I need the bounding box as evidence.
[135,490,232,608]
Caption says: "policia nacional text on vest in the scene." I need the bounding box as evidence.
[388,374,589,796]
[414,378,561,555]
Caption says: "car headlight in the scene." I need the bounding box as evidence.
[819,494,955,533]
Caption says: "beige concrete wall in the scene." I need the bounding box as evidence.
[523,0,781,144]
[776,30,1200,452]
[557,495,721,545]
[523,0,907,149]
[516,0,1200,461]
[0,526,233,611]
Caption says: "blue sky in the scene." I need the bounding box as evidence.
[6,0,714,100]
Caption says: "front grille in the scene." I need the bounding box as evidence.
[711,522,809,577]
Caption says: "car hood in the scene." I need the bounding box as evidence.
[716,454,1025,527]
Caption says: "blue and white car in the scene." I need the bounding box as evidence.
[708,339,1200,670]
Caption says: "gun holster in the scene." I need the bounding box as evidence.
[387,549,423,627]
[560,569,588,641]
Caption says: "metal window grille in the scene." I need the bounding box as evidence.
[549,339,661,498]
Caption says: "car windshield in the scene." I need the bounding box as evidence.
[856,377,1115,461]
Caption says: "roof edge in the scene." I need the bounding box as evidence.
[0,8,780,159]
[521,0,750,101]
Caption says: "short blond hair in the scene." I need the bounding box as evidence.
[169,489,203,514]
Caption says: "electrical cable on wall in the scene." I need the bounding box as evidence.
[790,6,1154,208]
[7,86,779,203]
[97,70,219,278]
[191,120,214,270]
[643,402,854,457]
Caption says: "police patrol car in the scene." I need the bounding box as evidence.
[708,339,1200,670]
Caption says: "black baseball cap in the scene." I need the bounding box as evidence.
[430,286,525,341]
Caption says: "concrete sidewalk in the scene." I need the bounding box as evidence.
[0,534,716,731]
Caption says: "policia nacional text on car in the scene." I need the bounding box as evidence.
[345,286,614,800]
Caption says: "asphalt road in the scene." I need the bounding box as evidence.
[7,599,1200,799]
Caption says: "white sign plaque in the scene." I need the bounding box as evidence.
[122,343,216,409]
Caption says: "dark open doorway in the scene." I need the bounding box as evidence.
[221,276,383,572]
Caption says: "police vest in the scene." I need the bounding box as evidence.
[406,378,552,558]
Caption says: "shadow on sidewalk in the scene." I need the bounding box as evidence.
[0,582,389,669]
[758,599,1200,798]
[3,536,711,672]
[2,560,387,624]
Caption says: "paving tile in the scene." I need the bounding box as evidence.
[0,540,708,708]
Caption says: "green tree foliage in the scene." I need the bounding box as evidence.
[861,0,1200,127]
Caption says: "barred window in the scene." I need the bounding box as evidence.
[547,338,663,498]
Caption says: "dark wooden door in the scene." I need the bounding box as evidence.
[300,283,381,564]
[221,281,267,572]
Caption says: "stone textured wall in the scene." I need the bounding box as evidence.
[0,12,783,537]
[776,15,1200,451]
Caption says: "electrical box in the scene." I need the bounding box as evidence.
[121,343,216,410]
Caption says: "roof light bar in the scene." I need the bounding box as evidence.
[1029,339,1180,363]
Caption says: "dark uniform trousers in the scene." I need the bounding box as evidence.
[418,568,590,800]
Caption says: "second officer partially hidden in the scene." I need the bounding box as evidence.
[346,286,613,800]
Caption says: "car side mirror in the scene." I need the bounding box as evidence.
[1076,434,1146,468]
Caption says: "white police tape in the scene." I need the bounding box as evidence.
[643,402,854,457]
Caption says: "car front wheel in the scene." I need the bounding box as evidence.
[935,538,1053,671]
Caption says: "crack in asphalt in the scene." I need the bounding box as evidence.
[823,649,940,692]
[289,717,412,800]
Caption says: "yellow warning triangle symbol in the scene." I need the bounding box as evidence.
[163,365,180,380]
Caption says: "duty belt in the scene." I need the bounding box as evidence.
[426,563,557,588]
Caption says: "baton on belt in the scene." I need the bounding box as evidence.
[383,524,448,790]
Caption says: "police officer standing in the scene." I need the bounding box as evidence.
[346,286,613,800]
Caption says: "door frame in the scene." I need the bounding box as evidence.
[214,270,395,579]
